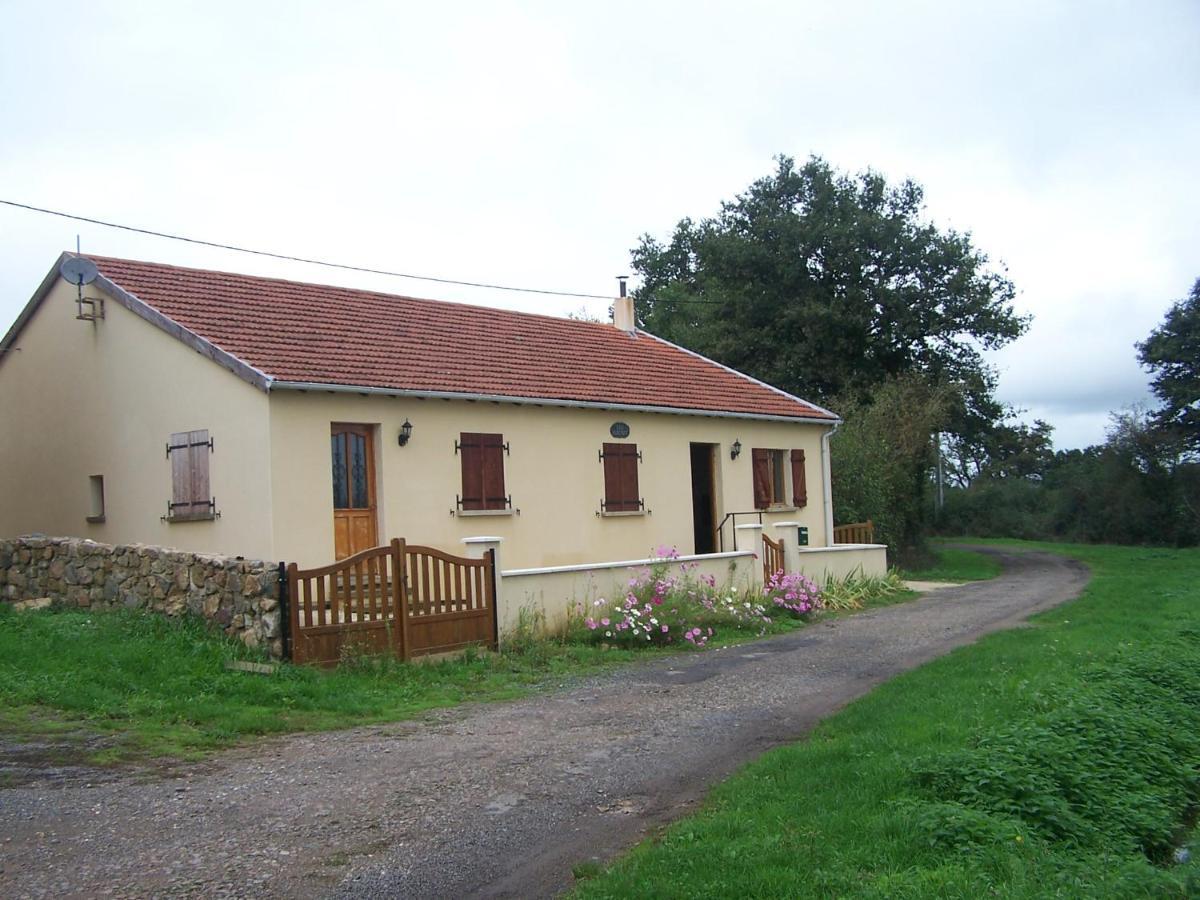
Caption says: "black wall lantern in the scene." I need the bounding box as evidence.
[398,419,413,446]
[730,439,742,460]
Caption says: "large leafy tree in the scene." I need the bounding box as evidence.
[1137,278,1200,453]
[632,156,1028,405]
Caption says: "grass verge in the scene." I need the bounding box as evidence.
[572,541,1200,898]
[0,570,915,763]
[902,544,1002,583]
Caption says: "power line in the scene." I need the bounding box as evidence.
[0,198,731,307]
[0,199,617,300]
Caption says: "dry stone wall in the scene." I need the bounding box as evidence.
[0,535,283,658]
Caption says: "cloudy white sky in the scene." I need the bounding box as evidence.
[1,0,1196,448]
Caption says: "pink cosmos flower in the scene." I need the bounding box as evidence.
[600,618,610,627]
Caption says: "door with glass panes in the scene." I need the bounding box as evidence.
[330,424,378,559]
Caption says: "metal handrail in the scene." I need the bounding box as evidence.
[716,510,765,552]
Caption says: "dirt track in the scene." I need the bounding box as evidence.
[0,546,1088,899]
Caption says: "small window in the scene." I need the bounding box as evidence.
[87,475,105,523]
[601,443,643,512]
[458,433,509,511]
[751,448,787,509]
[166,429,217,521]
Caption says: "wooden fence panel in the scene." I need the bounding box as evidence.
[286,539,496,666]
[833,520,875,545]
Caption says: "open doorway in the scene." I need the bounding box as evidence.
[690,443,718,554]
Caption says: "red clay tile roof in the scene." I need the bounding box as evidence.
[87,255,835,421]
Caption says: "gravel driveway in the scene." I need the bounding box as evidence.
[0,546,1088,899]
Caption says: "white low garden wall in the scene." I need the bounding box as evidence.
[498,550,758,634]
[793,544,889,582]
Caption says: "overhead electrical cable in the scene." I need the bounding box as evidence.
[0,198,730,306]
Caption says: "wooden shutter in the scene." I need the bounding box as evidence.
[460,433,507,511]
[481,434,507,510]
[791,448,808,507]
[602,443,641,511]
[168,429,212,520]
[751,448,771,509]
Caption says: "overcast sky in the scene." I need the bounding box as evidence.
[2,0,1196,449]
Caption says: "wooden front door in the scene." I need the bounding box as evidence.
[331,424,378,560]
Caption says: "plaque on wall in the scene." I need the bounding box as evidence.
[609,421,631,439]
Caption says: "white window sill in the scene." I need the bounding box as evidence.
[456,508,515,517]
[764,505,800,514]
[600,510,646,518]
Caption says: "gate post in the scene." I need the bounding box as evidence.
[390,538,409,661]
[773,521,802,574]
[462,536,503,648]
[277,561,293,661]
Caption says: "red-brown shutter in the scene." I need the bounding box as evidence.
[791,448,808,508]
[460,433,506,510]
[602,443,641,511]
[459,433,485,510]
[169,429,211,520]
[481,434,507,510]
[751,448,771,509]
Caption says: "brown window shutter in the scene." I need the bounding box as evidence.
[170,431,193,515]
[189,429,211,513]
[169,429,212,520]
[603,443,641,511]
[791,448,808,508]
[459,433,485,510]
[481,434,507,510]
[751,448,771,509]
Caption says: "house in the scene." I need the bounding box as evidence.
[0,253,880,584]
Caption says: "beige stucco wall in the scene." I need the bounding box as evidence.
[497,550,758,635]
[268,390,835,570]
[0,278,274,557]
[794,544,889,583]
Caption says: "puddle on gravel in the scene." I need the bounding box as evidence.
[0,733,129,789]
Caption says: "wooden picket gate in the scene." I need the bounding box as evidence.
[283,538,498,666]
[762,533,785,581]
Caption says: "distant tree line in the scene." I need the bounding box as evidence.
[632,157,1198,559]
[939,279,1200,548]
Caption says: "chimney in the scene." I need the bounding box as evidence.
[613,275,635,333]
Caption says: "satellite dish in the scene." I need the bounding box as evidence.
[60,256,98,287]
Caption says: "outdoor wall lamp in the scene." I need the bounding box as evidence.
[398,419,413,446]
[730,439,742,460]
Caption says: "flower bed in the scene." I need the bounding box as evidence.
[571,546,822,650]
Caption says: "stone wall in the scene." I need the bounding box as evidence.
[0,535,283,658]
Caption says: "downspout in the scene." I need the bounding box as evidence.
[821,421,839,547]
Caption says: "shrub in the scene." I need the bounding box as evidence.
[762,570,823,618]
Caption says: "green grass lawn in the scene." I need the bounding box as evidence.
[0,569,913,762]
[902,544,1002,582]
[0,606,694,761]
[573,541,1200,898]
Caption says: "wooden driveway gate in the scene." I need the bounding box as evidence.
[283,538,498,666]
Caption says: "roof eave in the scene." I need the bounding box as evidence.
[268,379,842,425]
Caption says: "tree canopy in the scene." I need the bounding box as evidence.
[1137,277,1200,453]
[632,156,1028,406]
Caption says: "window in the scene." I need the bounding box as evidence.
[752,447,809,509]
[751,448,787,509]
[600,442,643,512]
[166,429,216,521]
[87,475,105,523]
[458,433,509,511]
